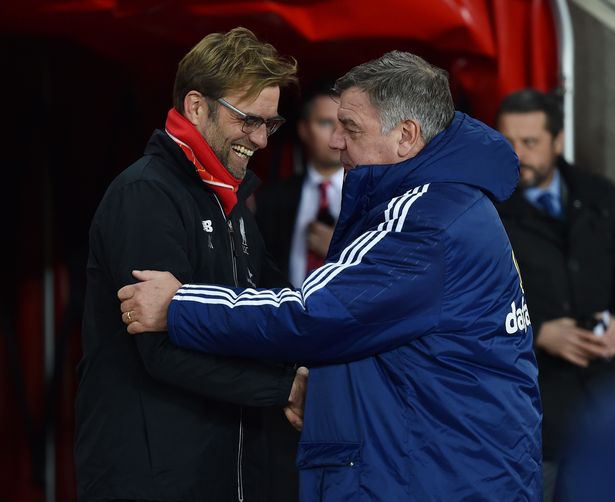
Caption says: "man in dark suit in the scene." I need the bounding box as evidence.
[496,88,615,502]
[255,84,343,286]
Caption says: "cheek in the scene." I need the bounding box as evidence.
[523,152,547,172]
[313,131,331,149]
[361,138,396,165]
[314,130,333,147]
[347,139,375,164]
[214,120,242,145]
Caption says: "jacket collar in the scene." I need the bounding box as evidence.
[339,112,519,219]
[144,129,261,204]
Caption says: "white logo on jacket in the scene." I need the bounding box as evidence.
[202,220,213,233]
[505,296,531,334]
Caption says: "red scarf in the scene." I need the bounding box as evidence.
[165,108,240,216]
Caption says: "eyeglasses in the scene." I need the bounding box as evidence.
[217,98,286,136]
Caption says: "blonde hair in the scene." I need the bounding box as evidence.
[173,27,298,113]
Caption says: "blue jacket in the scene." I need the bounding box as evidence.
[168,112,543,501]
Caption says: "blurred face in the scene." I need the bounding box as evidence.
[298,95,341,171]
[328,87,401,172]
[497,111,563,189]
[197,85,281,179]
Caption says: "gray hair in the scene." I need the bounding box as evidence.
[333,51,455,143]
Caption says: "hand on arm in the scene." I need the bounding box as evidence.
[118,270,182,334]
[284,366,309,431]
[535,317,611,367]
[165,228,443,364]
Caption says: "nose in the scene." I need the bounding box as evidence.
[248,124,268,149]
[329,123,345,151]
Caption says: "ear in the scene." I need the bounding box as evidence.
[553,130,564,156]
[183,91,208,126]
[397,119,425,159]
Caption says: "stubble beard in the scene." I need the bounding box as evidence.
[520,164,551,189]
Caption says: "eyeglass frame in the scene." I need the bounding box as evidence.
[216,97,286,136]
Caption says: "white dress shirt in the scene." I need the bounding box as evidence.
[288,164,344,287]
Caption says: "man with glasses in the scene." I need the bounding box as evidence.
[75,27,304,502]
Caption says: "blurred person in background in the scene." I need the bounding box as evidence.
[496,88,615,502]
[255,82,343,287]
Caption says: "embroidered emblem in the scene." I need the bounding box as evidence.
[246,267,256,287]
[202,220,213,233]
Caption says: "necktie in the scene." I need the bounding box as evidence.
[306,181,333,275]
[537,192,560,219]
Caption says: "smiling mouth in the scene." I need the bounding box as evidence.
[231,144,254,159]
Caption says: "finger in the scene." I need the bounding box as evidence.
[563,351,589,367]
[117,284,135,301]
[573,327,596,337]
[132,269,166,281]
[578,343,609,359]
[127,321,146,335]
[120,300,135,313]
[576,331,607,346]
[122,309,138,324]
[575,336,608,353]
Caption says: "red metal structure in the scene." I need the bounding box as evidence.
[0,1,559,500]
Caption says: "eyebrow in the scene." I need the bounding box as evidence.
[339,117,360,128]
[218,98,282,121]
[245,111,284,121]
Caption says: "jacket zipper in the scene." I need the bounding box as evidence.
[237,407,245,502]
[213,196,244,501]
[227,219,240,287]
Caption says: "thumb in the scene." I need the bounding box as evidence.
[132,269,165,282]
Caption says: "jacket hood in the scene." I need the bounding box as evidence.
[344,112,519,209]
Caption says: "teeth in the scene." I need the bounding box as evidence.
[232,145,254,158]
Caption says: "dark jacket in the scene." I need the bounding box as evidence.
[254,174,304,279]
[75,130,299,501]
[497,159,615,461]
